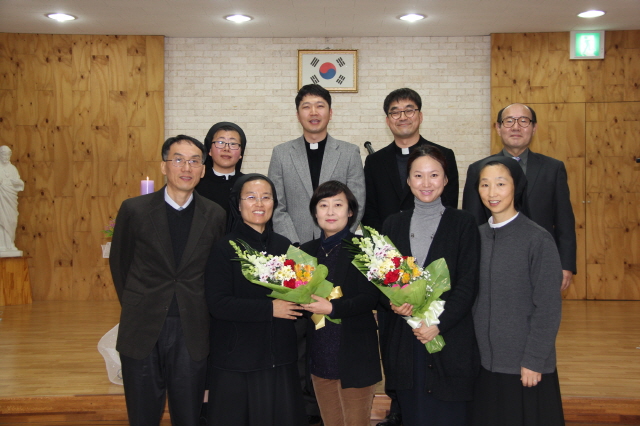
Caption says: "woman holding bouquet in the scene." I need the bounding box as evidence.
[299,181,382,426]
[381,145,480,426]
[471,157,564,426]
[204,173,306,426]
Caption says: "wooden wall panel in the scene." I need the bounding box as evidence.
[4,33,164,301]
[491,30,640,300]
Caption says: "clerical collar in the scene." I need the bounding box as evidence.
[305,136,328,150]
[489,212,519,228]
[393,140,420,156]
[164,188,194,211]
[213,168,236,180]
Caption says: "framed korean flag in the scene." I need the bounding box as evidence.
[298,50,358,93]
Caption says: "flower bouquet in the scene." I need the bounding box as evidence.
[230,240,341,328]
[345,226,451,353]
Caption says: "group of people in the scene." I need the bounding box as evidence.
[109,84,576,426]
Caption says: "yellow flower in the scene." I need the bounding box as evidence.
[412,267,421,277]
[402,272,411,284]
[406,257,416,268]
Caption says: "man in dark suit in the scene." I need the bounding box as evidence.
[363,88,459,426]
[110,135,226,426]
[462,103,576,290]
[362,88,459,232]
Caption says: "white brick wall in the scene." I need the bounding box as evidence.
[165,36,492,200]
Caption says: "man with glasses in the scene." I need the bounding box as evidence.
[196,122,247,217]
[362,88,460,234]
[110,135,227,426]
[362,88,459,426]
[462,103,576,290]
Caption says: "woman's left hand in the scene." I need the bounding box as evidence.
[301,294,332,315]
[413,323,440,344]
[521,367,542,387]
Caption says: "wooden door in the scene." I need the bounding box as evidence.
[585,102,640,299]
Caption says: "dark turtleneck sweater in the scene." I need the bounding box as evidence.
[165,198,196,316]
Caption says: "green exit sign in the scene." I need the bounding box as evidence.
[570,31,605,59]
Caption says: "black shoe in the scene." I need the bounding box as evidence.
[308,414,323,426]
[376,412,402,426]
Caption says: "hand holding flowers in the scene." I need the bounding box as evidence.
[231,240,341,328]
[346,226,451,353]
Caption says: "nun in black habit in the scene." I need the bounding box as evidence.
[204,174,307,426]
[195,122,247,217]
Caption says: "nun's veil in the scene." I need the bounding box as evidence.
[227,173,279,233]
[475,156,530,217]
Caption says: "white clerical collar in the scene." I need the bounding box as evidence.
[489,212,519,228]
[213,168,236,180]
[164,188,193,211]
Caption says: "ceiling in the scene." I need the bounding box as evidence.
[1,0,639,38]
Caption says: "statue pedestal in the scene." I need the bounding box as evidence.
[0,257,32,306]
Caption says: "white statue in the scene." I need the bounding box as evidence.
[0,146,24,257]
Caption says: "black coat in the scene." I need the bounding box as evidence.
[462,150,577,273]
[195,167,244,217]
[110,188,226,361]
[300,237,382,389]
[380,208,480,401]
[205,223,298,372]
[362,136,459,231]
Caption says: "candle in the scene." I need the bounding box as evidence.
[140,177,154,195]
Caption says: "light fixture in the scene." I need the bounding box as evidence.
[399,14,425,22]
[46,13,77,22]
[578,10,605,18]
[225,14,252,23]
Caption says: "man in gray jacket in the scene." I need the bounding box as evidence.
[268,84,365,246]
[268,84,365,426]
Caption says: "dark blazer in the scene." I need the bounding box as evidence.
[462,150,577,273]
[380,208,480,401]
[362,136,459,231]
[300,237,382,389]
[205,223,298,372]
[110,188,226,361]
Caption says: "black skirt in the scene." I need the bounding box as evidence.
[471,367,565,426]
[207,363,306,426]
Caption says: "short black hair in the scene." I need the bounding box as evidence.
[161,135,206,161]
[406,144,448,179]
[309,181,359,228]
[295,84,332,110]
[383,88,422,114]
[496,104,537,125]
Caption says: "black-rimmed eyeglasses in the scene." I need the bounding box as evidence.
[387,108,419,120]
[213,141,241,150]
[501,116,533,128]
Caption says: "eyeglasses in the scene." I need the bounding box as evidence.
[240,195,274,204]
[164,157,204,168]
[501,116,533,128]
[387,108,419,120]
[213,141,241,150]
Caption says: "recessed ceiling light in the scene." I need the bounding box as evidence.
[578,10,605,18]
[225,14,252,23]
[399,14,426,22]
[46,13,77,22]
